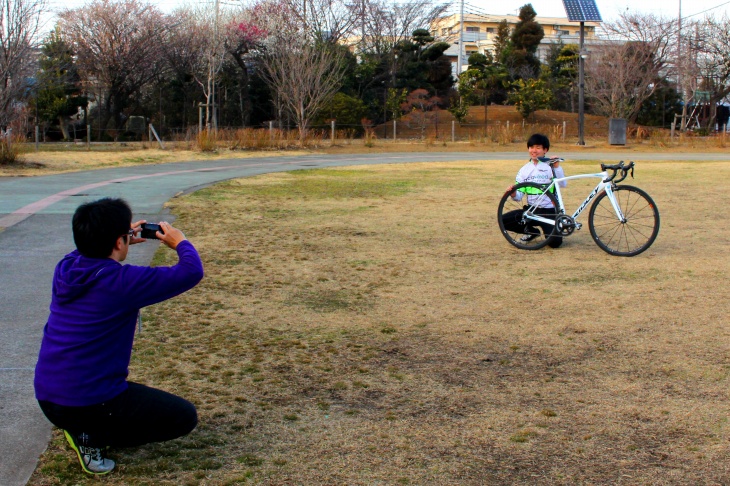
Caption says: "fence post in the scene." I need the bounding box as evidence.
[269,120,274,141]
[87,125,91,150]
[506,120,510,131]
[562,121,566,141]
[198,104,203,134]
[452,120,455,142]
[331,120,335,145]
[670,122,675,139]
[35,125,39,151]
[393,119,397,140]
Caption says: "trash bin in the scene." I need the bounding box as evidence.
[609,118,627,145]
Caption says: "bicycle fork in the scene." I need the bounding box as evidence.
[603,186,627,223]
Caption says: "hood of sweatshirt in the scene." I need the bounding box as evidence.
[53,250,119,303]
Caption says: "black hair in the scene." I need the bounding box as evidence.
[72,198,132,258]
[527,133,550,150]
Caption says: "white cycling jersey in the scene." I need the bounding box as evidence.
[511,159,566,208]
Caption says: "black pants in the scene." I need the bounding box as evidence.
[38,382,197,449]
[502,206,563,248]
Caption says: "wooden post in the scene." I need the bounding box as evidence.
[562,121,566,141]
[671,122,675,139]
[451,120,455,142]
[393,119,397,140]
[87,125,91,150]
[198,104,203,134]
[331,120,335,145]
[35,125,39,151]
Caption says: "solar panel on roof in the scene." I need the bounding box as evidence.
[562,0,603,22]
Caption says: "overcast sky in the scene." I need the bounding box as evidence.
[44,0,730,23]
[478,0,730,21]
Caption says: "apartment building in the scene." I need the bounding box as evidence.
[430,13,600,73]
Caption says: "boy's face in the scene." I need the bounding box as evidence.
[528,144,548,161]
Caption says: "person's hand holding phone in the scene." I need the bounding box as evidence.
[156,221,187,250]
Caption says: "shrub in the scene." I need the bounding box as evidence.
[0,140,21,165]
[196,130,217,152]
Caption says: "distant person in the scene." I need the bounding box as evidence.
[34,198,204,475]
[502,133,567,248]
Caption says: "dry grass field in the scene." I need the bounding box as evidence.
[29,158,730,485]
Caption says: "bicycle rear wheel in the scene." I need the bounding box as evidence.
[588,185,660,257]
[497,182,559,250]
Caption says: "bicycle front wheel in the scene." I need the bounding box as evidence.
[497,182,559,250]
[588,185,660,257]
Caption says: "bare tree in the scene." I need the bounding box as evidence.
[689,14,730,129]
[59,0,169,135]
[281,0,358,44]
[0,0,47,127]
[223,7,268,126]
[584,40,663,122]
[260,40,346,140]
[162,8,210,125]
[174,3,228,130]
[358,0,448,55]
[585,12,674,123]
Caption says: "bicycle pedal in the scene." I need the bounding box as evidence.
[575,222,582,230]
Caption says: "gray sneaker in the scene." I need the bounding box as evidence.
[520,233,537,242]
[63,430,115,475]
[520,228,541,242]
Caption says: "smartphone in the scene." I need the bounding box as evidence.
[140,223,163,239]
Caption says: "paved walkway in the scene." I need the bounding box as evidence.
[0,151,724,484]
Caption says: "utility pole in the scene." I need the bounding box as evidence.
[456,0,465,76]
[212,0,219,132]
[678,0,687,131]
[578,22,585,145]
[205,0,220,132]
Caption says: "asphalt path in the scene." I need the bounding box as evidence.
[0,151,725,484]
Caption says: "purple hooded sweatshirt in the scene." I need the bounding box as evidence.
[34,240,204,407]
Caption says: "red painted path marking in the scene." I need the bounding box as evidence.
[0,166,234,229]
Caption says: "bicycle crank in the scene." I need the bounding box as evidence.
[555,215,577,236]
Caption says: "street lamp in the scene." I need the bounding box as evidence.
[578,47,588,146]
[561,0,602,145]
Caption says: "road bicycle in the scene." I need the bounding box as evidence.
[497,161,660,257]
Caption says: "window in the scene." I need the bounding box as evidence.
[556,30,569,36]
[442,28,448,35]
[466,26,480,33]
[486,28,495,33]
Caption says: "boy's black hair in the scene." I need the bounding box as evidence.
[527,133,550,150]
[72,198,132,258]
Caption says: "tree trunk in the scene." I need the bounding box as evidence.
[58,116,70,140]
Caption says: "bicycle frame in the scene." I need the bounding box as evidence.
[523,171,626,227]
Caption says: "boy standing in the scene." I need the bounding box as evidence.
[502,133,566,248]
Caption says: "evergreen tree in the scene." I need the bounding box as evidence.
[33,28,87,140]
[493,20,512,63]
[508,78,552,119]
[635,80,683,128]
[543,42,579,112]
[506,4,544,79]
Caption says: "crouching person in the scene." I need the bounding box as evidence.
[34,197,204,474]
